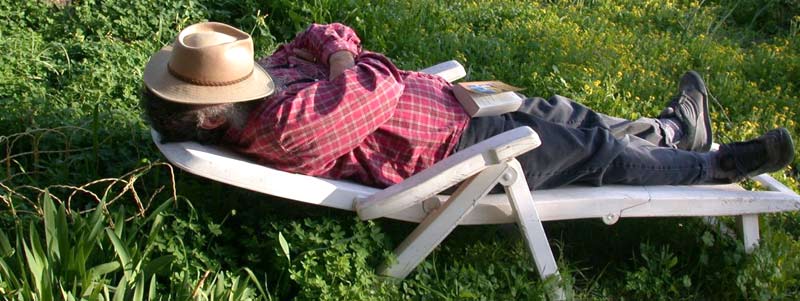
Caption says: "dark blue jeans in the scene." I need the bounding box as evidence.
[456,95,710,190]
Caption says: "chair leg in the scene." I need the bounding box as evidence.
[378,164,509,279]
[737,214,760,253]
[379,160,566,300]
[501,160,565,301]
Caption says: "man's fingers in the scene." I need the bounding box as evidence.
[328,51,355,80]
[292,48,316,62]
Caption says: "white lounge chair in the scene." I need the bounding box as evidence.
[151,61,800,300]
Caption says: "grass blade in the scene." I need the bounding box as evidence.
[23,224,45,297]
[243,267,268,298]
[278,232,290,262]
[87,200,108,243]
[113,274,128,301]
[88,261,121,277]
[0,257,20,290]
[0,229,14,258]
[133,274,145,301]
[148,274,157,300]
[105,228,132,279]
[42,193,61,262]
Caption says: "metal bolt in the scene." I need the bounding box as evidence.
[603,213,619,225]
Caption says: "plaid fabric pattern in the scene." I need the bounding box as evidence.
[225,23,469,187]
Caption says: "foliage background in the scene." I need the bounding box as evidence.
[1,0,799,299]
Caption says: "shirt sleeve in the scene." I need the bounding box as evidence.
[287,23,362,66]
[262,51,405,173]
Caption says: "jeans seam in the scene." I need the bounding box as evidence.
[528,166,603,178]
[609,162,704,170]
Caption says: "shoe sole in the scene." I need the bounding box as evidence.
[768,127,795,173]
[747,127,795,178]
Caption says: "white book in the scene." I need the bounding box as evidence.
[418,60,467,83]
[452,81,524,117]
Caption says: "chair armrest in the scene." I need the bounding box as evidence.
[418,60,466,83]
[356,126,541,220]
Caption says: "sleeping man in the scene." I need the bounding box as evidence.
[141,22,794,190]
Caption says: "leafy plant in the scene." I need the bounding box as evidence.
[622,243,695,300]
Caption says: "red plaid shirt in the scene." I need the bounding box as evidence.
[225,23,469,187]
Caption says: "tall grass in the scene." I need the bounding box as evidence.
[1,0,799,299]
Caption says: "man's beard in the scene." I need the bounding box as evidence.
[226,101,256,130]
[224,77,281,131]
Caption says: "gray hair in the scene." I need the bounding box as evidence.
[140,89,240,144]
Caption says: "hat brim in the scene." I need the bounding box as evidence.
[143,45,275,104]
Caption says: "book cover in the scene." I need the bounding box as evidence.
[452,81,525,117]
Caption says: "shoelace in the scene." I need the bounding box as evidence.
[666,92,699,120]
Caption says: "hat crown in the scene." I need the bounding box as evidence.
[183,31,237,48]
[168,22,255,85]
[142,21,274,104]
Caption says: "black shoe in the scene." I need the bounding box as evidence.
[659,71,712,152]
[714,128,795,182]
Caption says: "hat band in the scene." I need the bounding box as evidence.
[167,63,253,86]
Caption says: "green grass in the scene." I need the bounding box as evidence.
[1,0,799,299]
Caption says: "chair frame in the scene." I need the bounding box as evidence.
[151,61,800,300]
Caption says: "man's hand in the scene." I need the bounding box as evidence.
[328,51,355,80]
[291,48,354,80]
[292,48,316,63]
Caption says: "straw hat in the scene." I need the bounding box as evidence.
[143,22,275,104]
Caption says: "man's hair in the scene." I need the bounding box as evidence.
[140,88,233,144]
